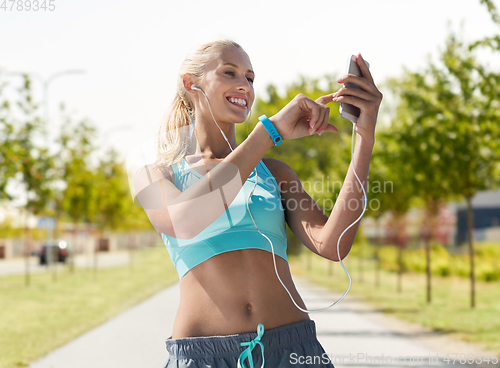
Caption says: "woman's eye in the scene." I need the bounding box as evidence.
[247,77,254,83]
[225,71,235,76]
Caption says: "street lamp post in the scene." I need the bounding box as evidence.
[43,70,86,149]
[6,69,86,149]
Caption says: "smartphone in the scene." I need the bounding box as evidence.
[339,55,370,123]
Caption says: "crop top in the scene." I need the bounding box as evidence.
[161,158,288,280]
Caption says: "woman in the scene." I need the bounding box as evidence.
[134,39,382,367]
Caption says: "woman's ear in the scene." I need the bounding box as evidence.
[182,73,197,94]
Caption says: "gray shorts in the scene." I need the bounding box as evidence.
[164,319,335,367]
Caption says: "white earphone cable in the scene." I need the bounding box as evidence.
[198,89,235,153]
[195,89,367,312]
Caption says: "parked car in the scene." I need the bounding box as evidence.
[39,240,69,265]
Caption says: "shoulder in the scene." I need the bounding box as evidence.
[261,158,300,191]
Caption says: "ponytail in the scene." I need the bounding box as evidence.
[154,91,193,169]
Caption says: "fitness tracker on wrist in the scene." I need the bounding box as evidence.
[258,115,282,146]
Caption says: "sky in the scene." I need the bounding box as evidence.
[1,0,499,162]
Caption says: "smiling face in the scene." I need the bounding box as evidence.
[197,47,255,124]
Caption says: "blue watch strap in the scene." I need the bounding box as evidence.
[258,115,282,146]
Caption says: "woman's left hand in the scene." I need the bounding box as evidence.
[332,53,383,139]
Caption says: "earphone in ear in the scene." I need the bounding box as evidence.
[191,84,202,92]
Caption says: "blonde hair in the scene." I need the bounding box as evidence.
[154,39,245,169]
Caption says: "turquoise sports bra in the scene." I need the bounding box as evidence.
[161,158,288,280]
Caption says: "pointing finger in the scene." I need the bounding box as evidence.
[315,94,335,105]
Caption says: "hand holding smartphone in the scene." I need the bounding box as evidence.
[339,55,370,123]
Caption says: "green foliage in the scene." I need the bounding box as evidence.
[474,241,500,257]
[55,108,99,226]
[386,23,500,201]
[436,29,500,197]
[384,25,500,309]
[376,242,500,282]
[59,121,98,223]
[95,149,126,231]
[378,245,398,272]
[340,227,374,258]
[9,75,54,216]
[0,76,19,201]
[0,222,46,241]
[381,15,500,306]
[53,105,153,233]
[0,76,151,239]
[368,128,416,224]
[479,0,500,25]
[95,148,153,232]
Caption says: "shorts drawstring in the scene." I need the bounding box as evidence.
[237,324,265,368]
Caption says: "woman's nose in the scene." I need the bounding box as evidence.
[237,77,250,91]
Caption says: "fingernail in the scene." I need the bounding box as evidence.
[319,129,324,136]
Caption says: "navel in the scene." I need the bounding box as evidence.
[246,302,253,314]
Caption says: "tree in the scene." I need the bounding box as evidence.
[0,74,19,201]
[11,75,54,286]
[96,147,154,271]
[58,115,99,273]
[95,148,132,235]
[379,128,417,293]
[386,65,462,302]
[363,126,416,289]
[479,0,500,25]
[388,26,500,307]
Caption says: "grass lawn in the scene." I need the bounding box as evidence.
[289,252,500,354]
[0,245,178,368]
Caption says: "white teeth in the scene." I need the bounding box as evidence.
[229,97,247,106]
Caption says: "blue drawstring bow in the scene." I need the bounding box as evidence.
[237,324,265,368]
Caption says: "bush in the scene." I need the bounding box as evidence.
[475,242,500,258]
[449,256,470,278]
[430,243,450,277]
[373,241,500,282]
[378,246,398,272]
[402,250,426,273]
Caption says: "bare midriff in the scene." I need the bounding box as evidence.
[170,249,309,338]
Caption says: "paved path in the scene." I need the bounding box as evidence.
[27,277,497,368]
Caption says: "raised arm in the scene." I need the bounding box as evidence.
[278,54,382,261]
[133,94,337,240]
